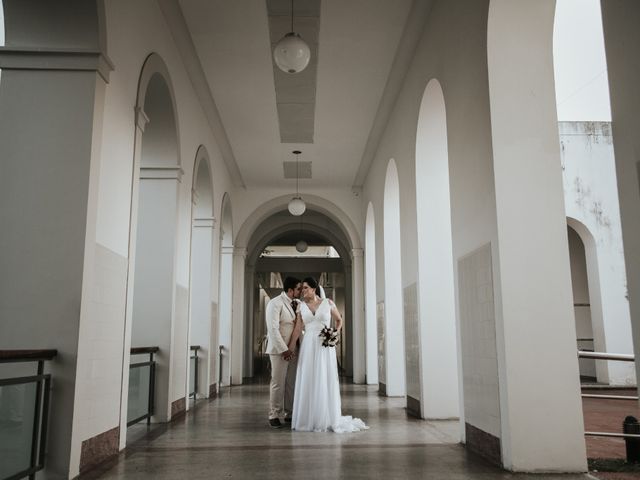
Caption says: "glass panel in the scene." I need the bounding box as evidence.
[0,382,37,479]
[127,365,150,424]
[189,356,196,395]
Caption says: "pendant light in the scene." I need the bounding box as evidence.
[296,211,308,253]
[273,0,311,74]
[288,150,306,216]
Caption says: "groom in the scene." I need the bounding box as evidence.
[265,276,301,428]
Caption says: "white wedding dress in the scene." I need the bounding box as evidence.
[291,298,368,433]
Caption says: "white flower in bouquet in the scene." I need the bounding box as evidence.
[319,326,340,348]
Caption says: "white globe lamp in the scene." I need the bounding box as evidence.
[274,33,311,74]
[288,196,306,216]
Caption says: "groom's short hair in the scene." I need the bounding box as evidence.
[283,276,301,293]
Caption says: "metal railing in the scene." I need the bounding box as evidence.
[578,350,639,440]
[189,346,200,399]
[0,349,57,480]
[219,345,225,386]
[127,347,158,427]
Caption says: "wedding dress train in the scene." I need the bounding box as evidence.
[291,298,368,433]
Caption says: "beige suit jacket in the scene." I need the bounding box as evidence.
[265,292,298,354]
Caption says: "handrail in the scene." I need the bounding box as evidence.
[0,351,56,479]
[127,347,157,427]
[579,349,640,462]
[130,346,159,355]
[0,349,58,363]
[189,346,200,399]
[578,351,634,362]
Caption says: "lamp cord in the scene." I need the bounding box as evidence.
[291,0,294,32]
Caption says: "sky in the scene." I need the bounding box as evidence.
[553,0,612,121]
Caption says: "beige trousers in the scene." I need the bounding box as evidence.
[269,353,298,419]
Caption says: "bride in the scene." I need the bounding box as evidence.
[287,276,368,433]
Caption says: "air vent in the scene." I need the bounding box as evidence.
[283,161,312,179]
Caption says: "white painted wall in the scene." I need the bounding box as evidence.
[560,122,635,385]
[69,0,236,474]
[362,0,500,451]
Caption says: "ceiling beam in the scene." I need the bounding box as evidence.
[352,0,435,188]
[255,257,344,273]
[157,0,246,187]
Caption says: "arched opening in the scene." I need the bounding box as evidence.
[382,159,406,397]
[122,55,182,437]
[234,194,365,387]
[218,194,234,387]
[244,210,354,381]
[188,147,215,402]
[364,203,379,385]
[567,223,598,382]
[415,79,459,420]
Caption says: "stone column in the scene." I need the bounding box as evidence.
[191,216,216,398]
[218,245,234,386]
[488,0,586,471]
[231,248,247,384]
[0,41,113,479]
[351,249,366,383]
[131,166,183,422]
[600,0,640,391]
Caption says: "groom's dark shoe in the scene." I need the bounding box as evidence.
[269,418,283,429]
[284,417,292,424]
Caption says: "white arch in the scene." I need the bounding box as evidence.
[121,52,183,434]
[189,146,215,401]
[382,159,406,397]
[365,202,379,384]
[235,194,361,252]
[136,53,181,167]
[415,78,459,420]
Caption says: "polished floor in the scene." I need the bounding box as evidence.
[89,383,596,480]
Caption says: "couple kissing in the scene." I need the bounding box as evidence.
[265,276,368,433]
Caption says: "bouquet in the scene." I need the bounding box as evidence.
[319,326,340,348]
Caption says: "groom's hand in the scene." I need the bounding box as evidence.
[282,349,293,361]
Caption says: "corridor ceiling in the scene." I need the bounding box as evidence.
[178,0,413,187]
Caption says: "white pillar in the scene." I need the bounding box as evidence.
[0,44,112,477]
[131,166,183,422]
[351,249,366,383]
[218,246,234,386]
[488,0,586,471]
[119,106,149,447]
[231,248,247,385]
[600,0,640,391]
[190,216,216,397]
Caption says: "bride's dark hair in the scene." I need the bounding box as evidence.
[302,276,319,293]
